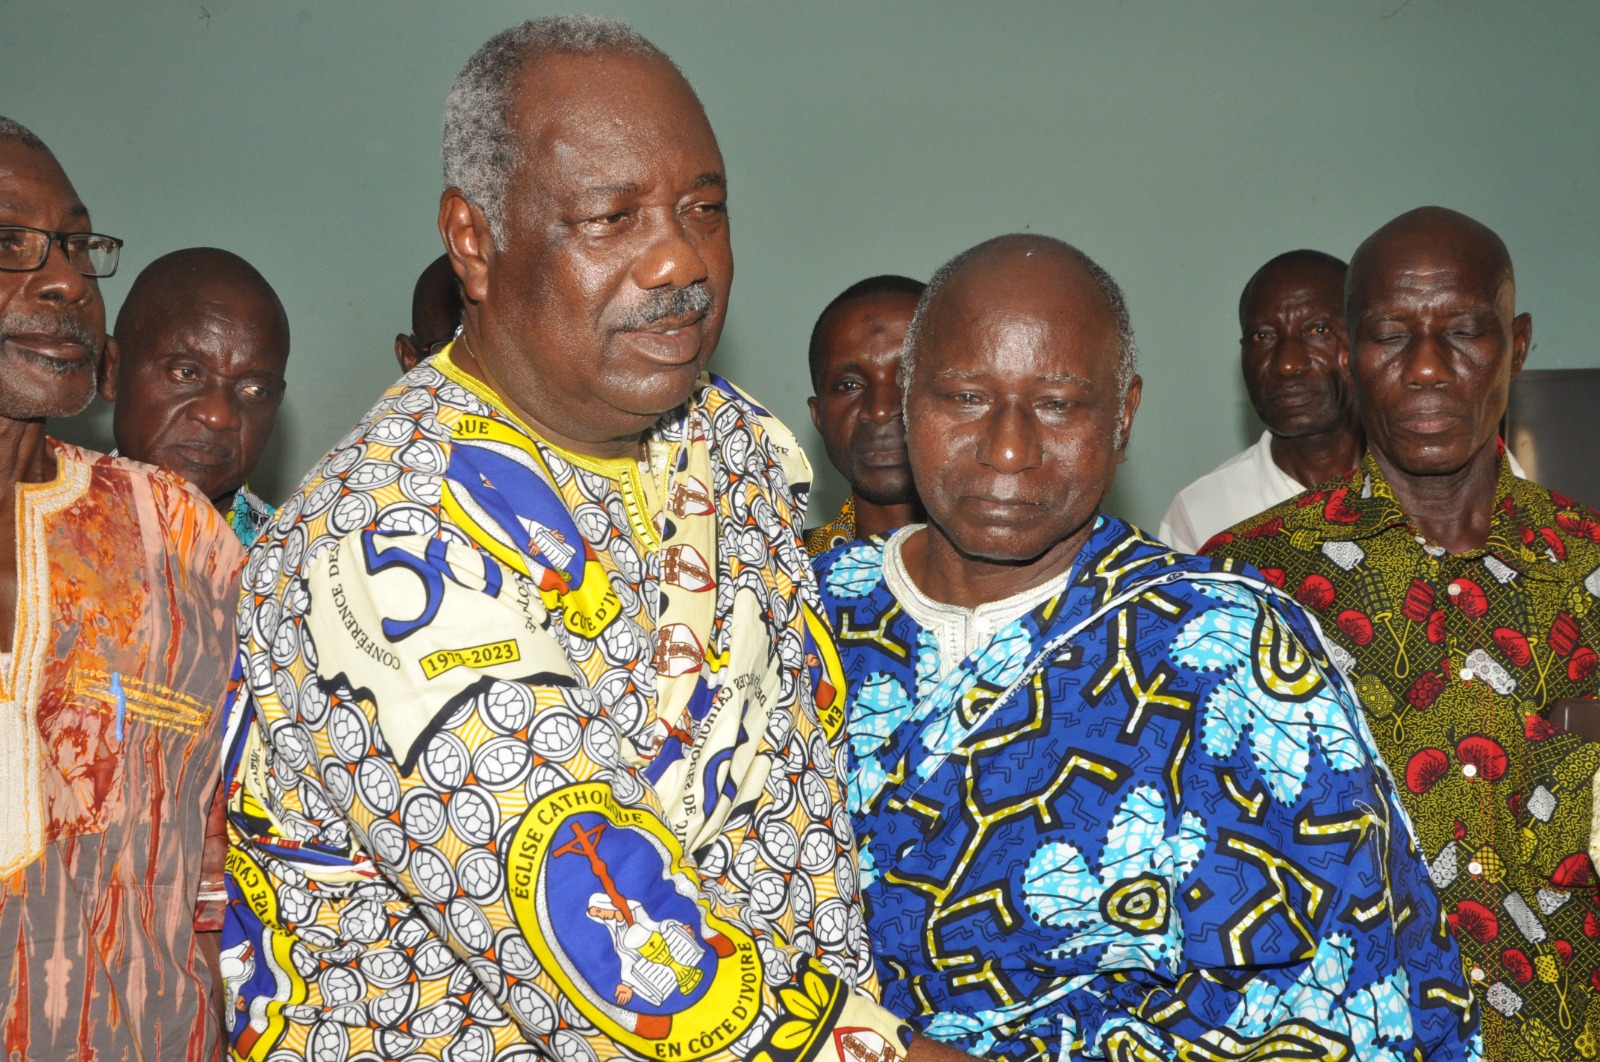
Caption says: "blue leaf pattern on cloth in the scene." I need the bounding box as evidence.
[815,517,1480,1062]
[1171,581,1369,804]
[824,543,883,599]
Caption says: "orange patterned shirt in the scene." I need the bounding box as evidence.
[0,442,244,1062]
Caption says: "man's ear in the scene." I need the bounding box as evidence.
[1511,312,1533,374]
[807,395,821,431]
[395,334,420,374]
[1116,374,1143,459]
[439,189,491,305]
[98,335,120,402]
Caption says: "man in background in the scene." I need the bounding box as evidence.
[102,246,289,546]
[1160,250,1361,552]
[817,233,1477,1058]
[805,274,924,554]
[1209,206,1600,1058]
[394,251,463,372]
[0,116,243,1061]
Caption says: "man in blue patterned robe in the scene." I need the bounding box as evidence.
[813,234,1481,1061]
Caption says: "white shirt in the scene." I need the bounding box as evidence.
[882,524,1067,683]
[1158,431,1302,554]
[1158,431,1527,554]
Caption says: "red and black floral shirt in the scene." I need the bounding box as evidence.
[1205,451,1600,1060]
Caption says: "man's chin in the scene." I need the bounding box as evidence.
[0,377,97,422]
[1376,437,1488,480]
[852,479,917,509]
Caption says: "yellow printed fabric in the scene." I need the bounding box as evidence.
[1208,452,1600,1061]
[220,347,909,1062]
[804,498,855,558]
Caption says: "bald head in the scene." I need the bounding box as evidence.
[1240,249,1347,327]
[904,234,1137,407]
[902,234,1143,586]
[105,247,289,506]
[1344,206,1530,481]
[1348,206,1515,324]
[115,248,288,349]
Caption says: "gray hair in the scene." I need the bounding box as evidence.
[0,116,48,153]
[900,234,1139,446]
[443,15,674,249]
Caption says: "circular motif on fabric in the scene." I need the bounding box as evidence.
[301,477,344,519]
[306,1020,350,1062]
[478,681,536,735]
[420,731,471,792]
[409,846,457,904]
[327,703,372,763]
[271,619,302,668]
[814,899,851,949]
[447,896,494,954]
[319,967,367,1012]
[358,949,413,989]
[355,757,401,817]
[366,818,408,871]
[580,718,622,766]
[338,900,388,944]
[399,788,448,844]
[1099,875,1169,934]
[528,709,583,761]
[758,820,801,872]
[509,981,558,1035]
[474,737,533,789]
[373,502,436,537]
[800,773,833,823]
[749,869,790,917]
[365,415,417,448]
[458,848,505,904]
[397,438,446,476]
[368,980,417,1028]
[328,491,378,537]
[324,443,365,477]
[398,470,442,508]
[319,758,353,811]
[448,786,500,846]
[344,459,400,491]
[798,826,838,876]
[525,762,575,804]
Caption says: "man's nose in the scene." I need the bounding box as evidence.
[188,383,242,431]
[1401,331,1455,387]
[27,237,98,310]
[631,210,711,293]
[864,383,902,423]
[976,400,1043,474]
[1271,335,1313,377]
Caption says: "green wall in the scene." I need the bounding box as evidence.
[5,1,1597,528]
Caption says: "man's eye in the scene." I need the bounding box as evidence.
[173,366,199,380]
[835,380,862,393]
[1310,324,1330,336]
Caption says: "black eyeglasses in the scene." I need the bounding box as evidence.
[0,226,123,278]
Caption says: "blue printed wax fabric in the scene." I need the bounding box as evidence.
[815,515,1482,1062]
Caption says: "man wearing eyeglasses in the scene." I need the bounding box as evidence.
[394,251,463,373]
[0,116,244,1061]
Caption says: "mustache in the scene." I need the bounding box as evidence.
[613,284,714,331]
[0,310,100,354]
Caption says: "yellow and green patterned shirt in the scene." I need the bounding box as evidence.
[1207,452,1600,1060]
